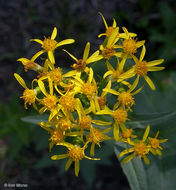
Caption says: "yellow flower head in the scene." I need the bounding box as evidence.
[59,94,76,112]
[113,107,128,124]
[30,27,75,64]
[59,117,72,131]
[63,42,102,71]
[21,89,36,109]
[49,127,65,144]
[41,94,58,111]
[51,142,100,176]
[14,73,38,109]
[79,115,92,129]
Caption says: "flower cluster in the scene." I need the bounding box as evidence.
[15,13,167,176]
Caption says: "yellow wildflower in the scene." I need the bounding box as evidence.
[96,106,129,141]
[119,125,151,164]
[86,127,111,156]
[14,73,38,109]
[51,142,100,176]
[63,42,102,71]
[30,27,75,64]
[149,131,168,156]
[119,46,165,90]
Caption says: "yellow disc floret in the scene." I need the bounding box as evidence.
[42,95,58,110]
[102,47,115,59]
[80,115,91,129]
[59,117,72,131]
[48,68,63,84]
[82,82,96,98]
[49,128,65,143]
[118,92,135,108]
[67,146,84,161]
[59,94,76,112]
[21,89,36,109]
[86,128,105,144]
[72,59,87,71]
[134,142,150,158]
[135,61,148,76]
[106,27,116,37]
[149,138,160,149]
[121,128,133,138]
[42,37,57,51]
[113,107,128,124]
[97,96,107,107]
[123,39,137,54]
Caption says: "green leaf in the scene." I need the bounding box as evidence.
[21,115,48,125]
[128,111,176,128]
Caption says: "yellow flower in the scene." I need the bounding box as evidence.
[14,73,38,109]
[119,45,165,90]
[71,68,98,114]
[99,28,120,59]
[116,27,145,56]
[63,42,102,71]
[98,12,137,39]
[86,127,111,156]
[96,106,129,141]
[119,124,137,143]
[17,54,43,72]
[98,12,118,38]
[103,76,143,111]
[37,79,60,121]
[103,60,133,83]
[51,142,100,176]
[149,131,168,156]
[119,125,151,164]
[30,27,75,64]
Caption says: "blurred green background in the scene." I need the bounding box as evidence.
[0,0,176,189]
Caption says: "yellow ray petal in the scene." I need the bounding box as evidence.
[65,158,73,171]
[140,45,146,61]
[91,120,112,126]
[90,143,95,156]
[99,12,108,29]
[48,78,53,95]
[38,80,48,96]
[147,66,165,71]
[121,152,136,164]
[107,28,119,47]
[113,123,119,141]
[14,73,27,89]
[51,154,68,160]
[142,125,150,142]
[31,50,45,61]
[75,161,80,176]
[62,49,78,62]
[118,148,135,158]
[98,33,106,38]
[51,27,57,40]
[30,39,43,45]
[103,88,120,96]
[129,75,139,93]
[56,39,75,48]
[106,60,115,71]
[48,51,55,64]
[112,18,117,27]
[136,40,145,48]
[147,59,164,66]
[144,75,155,90]
[83,42,90,61]
[88,67,94,83]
